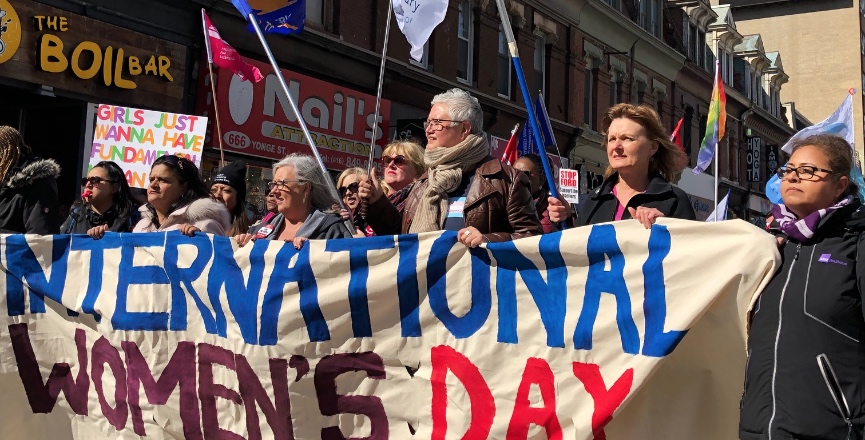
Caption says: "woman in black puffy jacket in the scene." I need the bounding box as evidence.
[61,160,139,237]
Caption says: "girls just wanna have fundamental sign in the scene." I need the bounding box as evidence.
[89,104,207,188]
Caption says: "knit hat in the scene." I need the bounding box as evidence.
[212,160,247,202]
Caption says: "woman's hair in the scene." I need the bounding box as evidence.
[382,141,426,177]
[430,88,484,134]
[336,167,367,189]
[0,126,31,184]
[600,104,686,181]
[147,155,210,223]
[91,161,136,217]
[273,153,340,211]
[790,134,858,196]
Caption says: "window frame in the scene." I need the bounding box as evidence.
[497,24,512,98]
[456,1,475,85]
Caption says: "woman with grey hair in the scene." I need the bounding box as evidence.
[360,87,542,246]
[235,153,352,249]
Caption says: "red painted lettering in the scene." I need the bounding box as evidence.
[572,363,634,440]
[431,345,494,440]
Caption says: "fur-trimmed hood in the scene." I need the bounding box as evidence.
[6,158,61,189]
[136,197,231,234]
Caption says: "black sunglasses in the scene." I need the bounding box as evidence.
[82,176,116,186]
[339,182,360,196]
[383,155,408,167]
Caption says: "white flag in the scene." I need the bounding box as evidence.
[705,190,730,222]
[781,94,854,153]
[392,0,448,62]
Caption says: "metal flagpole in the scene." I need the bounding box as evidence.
[713,60,719,214]
[244,12,353,221]
[492,0,559,202]
[361,0,393,218]
[201,9,226,168]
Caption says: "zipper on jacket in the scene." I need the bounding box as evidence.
[767,242,801,440]
[817,353,854,440]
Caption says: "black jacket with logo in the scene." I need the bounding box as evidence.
[741,202,865,440]
[0,157,61,234]
[577,172,696,226]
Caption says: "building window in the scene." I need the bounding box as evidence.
[743,64,752,100]
[718,49,726,83]
[610,77,621,107]
[698,30,707,69]
[861,31,865,55]
[307,0,324,24]
[682,16,690,55]
[497,24,512,98]
[534,36,546,96]
[606,0,620,9]
[656,95,664,119]
[457,1,474,84]
[584,68,596,129]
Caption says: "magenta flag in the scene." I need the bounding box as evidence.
[202,9,263,83]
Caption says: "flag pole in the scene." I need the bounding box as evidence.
[201,9,227,168]
[243,12,352,219]
[361,0,393,219]
[713,60,719,214]
[492,0,559,202]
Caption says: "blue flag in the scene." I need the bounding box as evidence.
[535,95,556,148]
[517,122,536,156]
[232,0,306,35]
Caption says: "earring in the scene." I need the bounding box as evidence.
[303,194,308,204]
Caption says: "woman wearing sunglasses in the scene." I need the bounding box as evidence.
[62,161,139,237]
[380,141,426,214]
[133,154,231,236]
[336,167,372,237]
[237,154,352,249]
[741,134,865,439]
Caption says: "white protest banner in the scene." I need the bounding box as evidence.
[90,104,207,188]
[559,168,580,203]
[392,0,448,62]
[0,220,778,439]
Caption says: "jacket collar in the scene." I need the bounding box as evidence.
[6,157,61,189]
[591,172,673,200]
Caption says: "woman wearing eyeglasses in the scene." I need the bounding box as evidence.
[741,134,865,440]
[548,104,694,227]
[336,167,371,237]
[133,154,231,236]
[237,153,352,249]
[62,161,139,237]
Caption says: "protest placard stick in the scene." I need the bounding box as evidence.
[492,0,566,229]
[200,8,226,168]
[361,1,394,219]
[240,11,353,228]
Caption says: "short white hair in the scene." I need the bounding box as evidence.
[431,88,483,134]
[273,153,339,211]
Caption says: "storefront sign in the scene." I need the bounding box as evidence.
[766,144,779,178]
[200,57,390,170]
[90,104,207,188]
[0,0,185,111]
[746,137,762,182]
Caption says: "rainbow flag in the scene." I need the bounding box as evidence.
[693,62,726,174]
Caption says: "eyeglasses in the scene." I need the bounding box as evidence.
[517,169,535,178]
[82,176,116,186]
[267,179,305,192]
[423,119,464,131]
[383,155,407,167]
[339,182,360,196]
[776,165,835,181]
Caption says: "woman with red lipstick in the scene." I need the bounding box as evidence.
[336,167,372,237]
[380,141,426,212]
[548,104,694,227]
[62,161,138,237]
[740,134,865,439]
[133,154,231,236]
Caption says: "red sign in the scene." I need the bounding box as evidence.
[197,57,390,170]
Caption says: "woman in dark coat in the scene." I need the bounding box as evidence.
[0,126,61,234]
[549,104,695,227]
[741,134,865,439]
[62,161,139,237]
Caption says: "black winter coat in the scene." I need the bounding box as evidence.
[0,157,61,234]
[577,172,696,226]
[741,202,865,440]
[61,203,140,234]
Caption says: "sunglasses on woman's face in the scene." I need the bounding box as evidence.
[382,155,407,167]
[339,182,360,196]
[82,176,116,186]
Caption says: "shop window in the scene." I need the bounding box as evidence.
[457,1,474,84]
[584,68,596,129]
[307,0,324,24]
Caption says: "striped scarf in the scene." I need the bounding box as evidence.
[771,195,853,242]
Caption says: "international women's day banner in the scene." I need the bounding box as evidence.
[0,220,779,439]
[90,104,208,188]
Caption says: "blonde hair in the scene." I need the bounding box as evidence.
[600,104,686,181]
[0,126,29,185]
[336,167,367,189]
[382,141,426,174]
